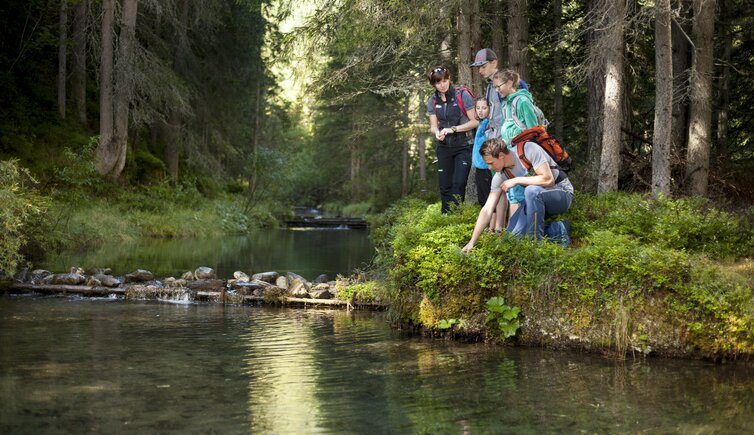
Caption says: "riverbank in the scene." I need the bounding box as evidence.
[369,195,754,361]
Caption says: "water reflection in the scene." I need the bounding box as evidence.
[40,229,374,279]
[1,298,753,434]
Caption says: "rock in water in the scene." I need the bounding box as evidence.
[233,271,250,282]
[312,274,329,284]
[125,269,154,283]
[181,271,194,280]
[94,274,121,288]
[51,273,86,285]
[276,276,288,290]
[252,272,279,283]
[194,267,215,280]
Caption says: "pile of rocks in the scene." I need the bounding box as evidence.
[11,265,344,303]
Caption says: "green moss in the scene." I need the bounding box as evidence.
[372,195,754,359]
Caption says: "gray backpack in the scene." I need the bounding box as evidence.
[510,94,550,130]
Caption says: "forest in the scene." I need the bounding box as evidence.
[1,0,754,275]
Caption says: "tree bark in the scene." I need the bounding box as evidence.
[586,0,608,192]
[110,0,139,178]
[457,2,472,88]
[95,0,115,176]
[597,0,626,194]
[652,0,673,198]
[418,93,427,183]
[716,0,731,159]
[402,97,409,196]
[507,0,529,81]
[685,0,716,196]
[671,0,692,167]
[491,0,505,66]
[72,0,88,125]
[470,0,482,96]
[552,0,564,142]
[58,0,68,119]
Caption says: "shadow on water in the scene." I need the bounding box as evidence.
[1,296,753,433]
[40,228,374,280]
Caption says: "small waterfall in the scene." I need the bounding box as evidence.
[125,285,196,303]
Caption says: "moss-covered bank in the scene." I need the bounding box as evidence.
[369,195,754,361]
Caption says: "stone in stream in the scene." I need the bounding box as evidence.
[275,276,288,290]
[251,272,279,284]
[30,269,52,284]
[86,276,102,287]
[312,274,329,284]
[185,279,224,292]
[310,284,333,300]
[94,274,121,288]
[88,267,113,276]
[125,284,196,301]
[232,279,275,296]
[44,273,86,286]
[124,269,154,283]
[286,272,310,298]
[194,267,215,280]
[69,266,86,276]
[233,271,250,282]
[181,271,194,280]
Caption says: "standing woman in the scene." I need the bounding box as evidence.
[427,66,479,213]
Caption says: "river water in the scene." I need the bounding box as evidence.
[40,228,374,280]
[1,296,753,433]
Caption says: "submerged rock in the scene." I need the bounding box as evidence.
[89,267,113,276]
[252,272,279,283]
[232,279,275,295]
[125,269,154,283]
[194,267,215,280]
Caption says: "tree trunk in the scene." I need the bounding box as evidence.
[671,0,692,169]
[585,0,608,192]
[58,0,67,119]
[716,0,731,159]
[597,0,626,194]
[95,0,115,176]
[402,98,410,197]
[418,92,427,183]
[457,2,472,88]
[72,0,88,125]
[470,0,482,96]
[652,0,673,198]
[110,0,139,178]
[685,0,716,196]
[507,0,529,81]
[552,0,564,141]
[491,0,505,66]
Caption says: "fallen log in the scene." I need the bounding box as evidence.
[6,283,125,296]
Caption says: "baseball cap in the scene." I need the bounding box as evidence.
[471,48,497,67]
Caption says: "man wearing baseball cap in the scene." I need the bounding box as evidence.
[471,48,528,141]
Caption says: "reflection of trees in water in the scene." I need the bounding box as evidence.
[41,229,373,279]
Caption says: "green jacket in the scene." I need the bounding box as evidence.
[501,89,539,147]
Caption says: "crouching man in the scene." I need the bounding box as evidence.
[462,138,574,252]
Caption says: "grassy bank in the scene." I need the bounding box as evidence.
[369,195,754,360]
[0,158,285,276]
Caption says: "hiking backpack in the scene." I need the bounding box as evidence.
[511,125,573,174]
[431,86,475,119]
[510,94,550,129]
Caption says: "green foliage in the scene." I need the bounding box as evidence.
[373,195,754,357]
[0,160,46,275]
[336,280,381,303]
[437,318,458,330]
[485,297,521,339]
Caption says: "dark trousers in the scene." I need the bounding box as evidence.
[436,144,471,213]
[474,167,493,206]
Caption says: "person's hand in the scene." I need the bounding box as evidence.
[461,242,474,253]
[501,178,517,192]
[435,130,446,141]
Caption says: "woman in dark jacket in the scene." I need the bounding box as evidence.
[427,66,479,213]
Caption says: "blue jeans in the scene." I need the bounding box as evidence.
[507,185,573,240]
